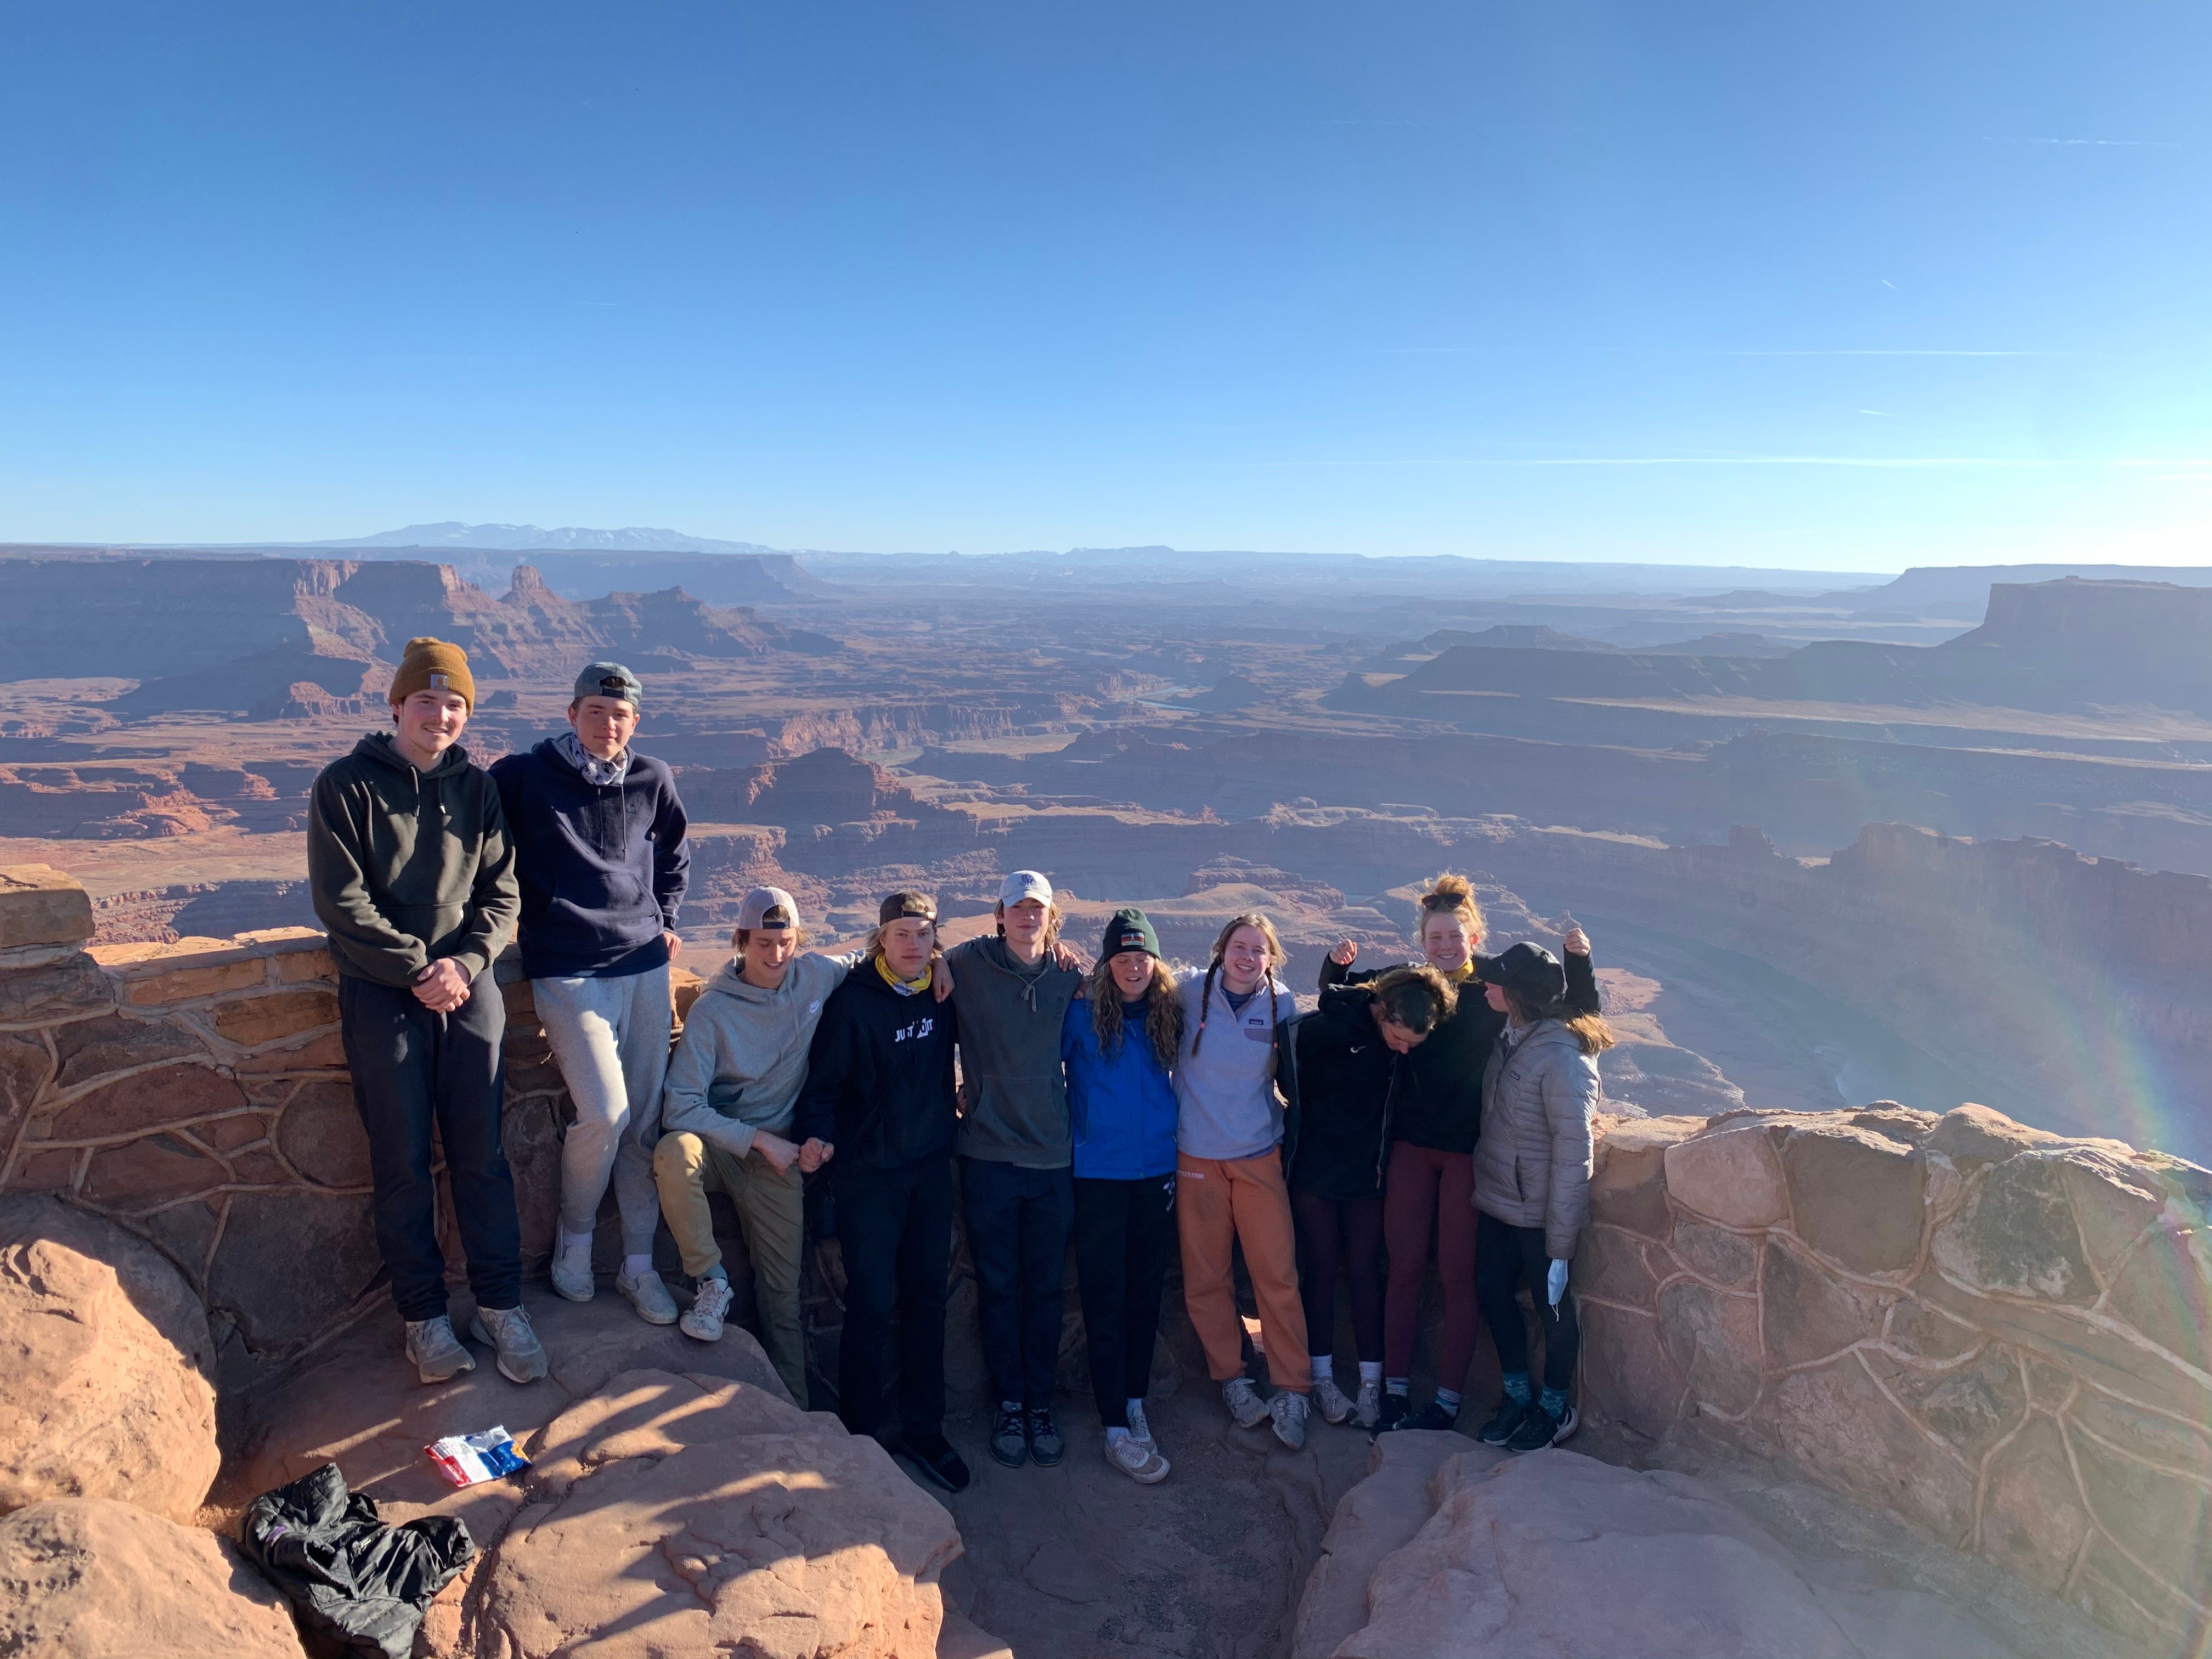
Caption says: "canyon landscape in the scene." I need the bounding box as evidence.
[2,537,2208,1659]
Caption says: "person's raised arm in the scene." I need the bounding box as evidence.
[1562,928,1601,1015]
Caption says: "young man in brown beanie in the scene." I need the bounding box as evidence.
[308,636,544,1386]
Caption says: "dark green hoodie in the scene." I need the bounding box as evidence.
[307,732,520,988]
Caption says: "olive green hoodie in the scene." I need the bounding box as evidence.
[307,732,520,988]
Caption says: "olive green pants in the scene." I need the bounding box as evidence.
[652,1131,806,1403]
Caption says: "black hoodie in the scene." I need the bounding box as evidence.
[795,961,961,1170]
[1284,985,1405,1201]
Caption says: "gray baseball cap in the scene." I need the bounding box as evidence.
[736,887,800,930]
[573,662,642,707]
[999,870,1054,907]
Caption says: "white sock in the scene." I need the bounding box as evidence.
[1310,1353,1333,1383]
[1359,1361,1383,1384]
[560,1228,594,1252]
[1127,1398,1145,1419]
[622,1254,653,1278]
[1386,1378,1410,1397]
[1436,1387,1462,1412]
[1106,1426,1131,1444]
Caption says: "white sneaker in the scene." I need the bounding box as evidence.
[681,1276,733,1342]
[1353,1378,1381,1428]
[404,1315,475,1385]
[470,1304,550,1384]
[1270,1390,1309,1451]
[1312,1376,1358,1426]
[618,1267,679,1326]
[550,1235,595,1302]
[1126,1399,1158,1454]
[1223,1377,1269,1429]
[1105,1432,1170,1485]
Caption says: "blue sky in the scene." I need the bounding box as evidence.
[3,2,2207,570]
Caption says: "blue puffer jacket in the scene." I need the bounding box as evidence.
[1061,992,1180,1181]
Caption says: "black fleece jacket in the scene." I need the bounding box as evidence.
[1317,950,1600,1155]
[795,962,960,1170]
[1284,986,1405,1202]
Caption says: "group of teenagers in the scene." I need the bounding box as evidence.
[307,637,1612,1498]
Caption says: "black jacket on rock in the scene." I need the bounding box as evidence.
[1317,950,1600,1154]
[795,962,960,1170]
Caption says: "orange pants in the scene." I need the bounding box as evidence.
[1176,1149,1311,1392]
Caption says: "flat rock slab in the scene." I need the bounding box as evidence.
[0,1496,306,1658]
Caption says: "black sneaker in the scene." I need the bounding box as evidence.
[1503,1403,1560,1453]
[988,1406,1029,1468]
[896,1430,973,1492]
[1396,1400,1460,1433]
[1028,1408,1065,1466]
[1373,1391,1411,1435]
[1477,1396,1528,1446]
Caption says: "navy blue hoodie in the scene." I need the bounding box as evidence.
[488,738,690,979]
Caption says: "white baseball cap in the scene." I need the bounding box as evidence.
[998,870,1054,907]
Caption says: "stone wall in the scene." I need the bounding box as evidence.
[1578,1104,2212,1653]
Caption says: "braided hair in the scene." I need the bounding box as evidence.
[1189,912,1287,1057]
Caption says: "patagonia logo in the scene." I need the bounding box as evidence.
[1244,1015,1272,1042]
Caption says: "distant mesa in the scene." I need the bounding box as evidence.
[318,521,791,557]
[1179,672,1266,711]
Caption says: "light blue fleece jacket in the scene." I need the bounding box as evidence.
[658,951,856,1156]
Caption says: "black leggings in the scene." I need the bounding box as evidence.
[1291,1189,1386,1365]
[1073,1173,1178,1427]
[1474,1209,1580,1393]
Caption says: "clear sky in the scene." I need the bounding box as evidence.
[3,2,2208,570]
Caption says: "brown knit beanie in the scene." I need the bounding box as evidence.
[387,637,476,708]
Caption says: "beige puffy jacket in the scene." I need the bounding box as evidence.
[1470,1020,1600,1261]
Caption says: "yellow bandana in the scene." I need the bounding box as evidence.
[1443,962,1476,983]
[876,954,933,996]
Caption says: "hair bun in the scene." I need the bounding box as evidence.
[1421,872,1474,908]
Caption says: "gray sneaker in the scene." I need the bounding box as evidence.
[404,1315,475,1385]
[617,1267,679,1326]
[680,1275,732,1342]
[470,1303,550,1384]
[1126,1398,1158,1455]
[1311,1375,1359,1426]
[1223,1377,1269,1429]
[1269,1390,1309,1451]
[550,1235,595,1302]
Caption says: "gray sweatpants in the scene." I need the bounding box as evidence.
[534,965,671,1258]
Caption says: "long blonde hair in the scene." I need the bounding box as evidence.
[1189,912,1286,1056]
[1085,954,1183,1068]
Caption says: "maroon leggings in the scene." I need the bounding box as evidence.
[1382,1141,1479,1385]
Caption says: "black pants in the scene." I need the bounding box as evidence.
[1474,1209,1580,1393]
[1291,1188,1386,1367]
[835,1153,954,1439]
[338,973,521,1322]
[961,1156,1074,1409]
[1071,1172,1177,1427]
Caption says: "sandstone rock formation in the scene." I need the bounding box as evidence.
[1311,1447,2023,1659]
[0,1196,219,1522]
[0,1497,307,1658]
[470,1368,968,1659]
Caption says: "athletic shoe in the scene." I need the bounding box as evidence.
[680,1276,732,1342]
[1126,1400,1158,1454]
[1311,1376,1359,1426]
[550,1235,595,1302]
[1504,1403,1562,1453]
[1105,1432,1170,1485]
[617,1267,679,1326]
[1397,1400,1460,1433]
[1352,1379,1381,1428]
[1028,1409,1065,1467]
[1374,1391,1411,1435]
[1477,1396,1527,1446]
[1547,1403,1580,1446]
[1222,1378,1269,1429]
[404,1315,475,1385]
[895,1430,972,1493]
[1269,1390,1309,1451]
[470,1304,550,1385]
[989,1406,1029,1468]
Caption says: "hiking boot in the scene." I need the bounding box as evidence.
[1478,1396,1528,1446]
[989,1406,1029,1468]
[470,1304,550,1384]
[617,1267,679,1326]
[1269,1390,1309,1451]
[680,1276,732,1342]
[1105,1432,1170,1485]
[1028,1409,1065,1467]
[1373,1391,1410,1435]
[1504,1403,1562,1453]
[1352,1378,1381,1428]
[1397,1400,1460,1433]
[404,1315,475,1385]
[1222,1377,1269,1429]
[1126,1399,1158,1454]
[550,1235,595,1302]
[895,1430,972,1493]
[1311,1375,1359,1426]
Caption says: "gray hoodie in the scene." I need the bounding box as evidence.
[658,951,855,1158]
[946,935,1080,1168]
